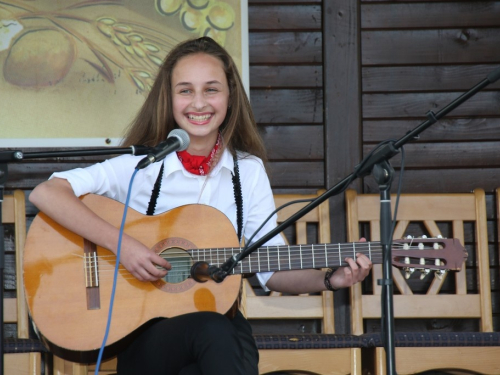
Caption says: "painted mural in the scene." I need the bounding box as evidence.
[0,0,244,146]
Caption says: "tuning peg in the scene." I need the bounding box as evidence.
[404,267,414,279]
[434,269,446,280]
[434,257,447,279]
[419,255,429,279]
[420,268,430,280]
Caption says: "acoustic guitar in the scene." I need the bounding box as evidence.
[23,194,467,362]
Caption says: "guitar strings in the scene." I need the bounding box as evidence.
[80,243,439,264]
[78,241,447,281]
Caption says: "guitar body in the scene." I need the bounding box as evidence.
[23,194,242,362]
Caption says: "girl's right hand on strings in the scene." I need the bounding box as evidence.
[119,235,171,282]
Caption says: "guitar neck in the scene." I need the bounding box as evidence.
[188,242,384,274]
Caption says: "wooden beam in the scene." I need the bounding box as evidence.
[323,0,362,333]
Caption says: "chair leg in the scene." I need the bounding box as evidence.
[375,347,386,375]
[30,352,42,375]
[53,357,88,375]
[351,348,362,375]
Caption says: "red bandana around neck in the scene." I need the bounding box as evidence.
[176,133,221,176]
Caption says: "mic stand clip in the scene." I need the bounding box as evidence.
[190,254,241,283]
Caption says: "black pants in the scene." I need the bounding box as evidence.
[116,310,259,375]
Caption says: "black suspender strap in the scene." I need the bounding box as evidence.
[232,157,243,243]
[146,163,164,216]
[146,157,244,244]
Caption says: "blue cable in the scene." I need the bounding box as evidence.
[94,168,139,374]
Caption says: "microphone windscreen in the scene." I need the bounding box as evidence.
[168,129,190,151]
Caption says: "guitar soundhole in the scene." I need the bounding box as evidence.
[161,247,193,284]
[150,237,197,293]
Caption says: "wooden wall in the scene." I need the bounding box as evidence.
[3,0,500,336]
[249,0,324,190]
[360,1,500,194]
[356,0,500,333]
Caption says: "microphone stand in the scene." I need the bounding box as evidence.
[0,144,152,375]
[194,65,500,375]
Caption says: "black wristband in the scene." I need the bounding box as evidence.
[324,268,338,291]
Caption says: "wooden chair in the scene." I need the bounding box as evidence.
[346,188,500,374]
[2,190,48,374]
[241,190,361,375]
[53,358,91,375]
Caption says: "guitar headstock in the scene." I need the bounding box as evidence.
[392,237,467,279]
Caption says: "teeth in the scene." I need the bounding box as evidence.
[188,114,211,121]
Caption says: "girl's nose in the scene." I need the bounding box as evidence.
[192,91,207,110]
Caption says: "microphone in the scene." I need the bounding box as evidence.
[487,65,500,84]
[135,129,190,170]
[190,255,240,283]
[190,261,228,283]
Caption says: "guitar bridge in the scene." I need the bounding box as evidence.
[84,239,101,310]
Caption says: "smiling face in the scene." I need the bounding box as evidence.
[171,52,229,156]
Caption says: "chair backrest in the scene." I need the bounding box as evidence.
[2,190,30,338]
[345,188,492,334]
[241,190,335,333]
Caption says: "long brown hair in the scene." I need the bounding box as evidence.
[121,37,267,164]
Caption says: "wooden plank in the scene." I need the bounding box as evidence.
[249,5,321,30]
[393,347,500,375]
[362,65,500,92]
[4,298,17,324]
[363,141,500,168]
[268,161,324,188]
[5,353,40,375]
[362,91,500,119]
[262,125,324,160]
[88,357,117,374]
[323,0,362,238]
[249,32,322,64]
[251,89,323,124]
[361,2,500,29]
[362,28,500,65]
[250,65,322,88]
[258,349,354,375]
[5,162,93,189]
[362,168,500,194]
[363,118,500,142]
[362,295,481,319]
[246,295,324,319]
[323,0,361,334]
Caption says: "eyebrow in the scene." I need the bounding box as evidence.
[174,80,223,87]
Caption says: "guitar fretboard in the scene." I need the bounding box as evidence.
[187,242,385,274]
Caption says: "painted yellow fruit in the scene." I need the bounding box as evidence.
[180,7,204,32]
[187,0,210,10]
[206,2,234,31]
[155,0,183,16]
[4,28,76,88]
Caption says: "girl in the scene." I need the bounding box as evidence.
[30,37,372,375]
